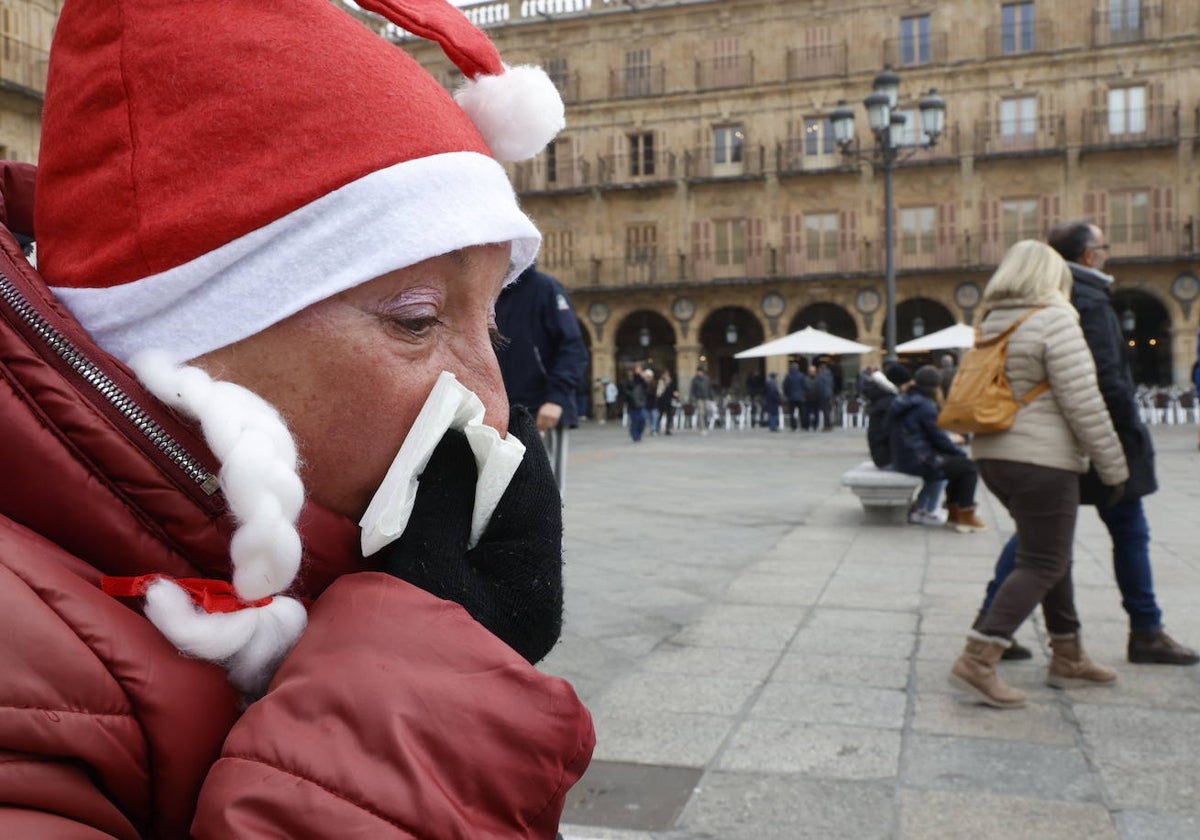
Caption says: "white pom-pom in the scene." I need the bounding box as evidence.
[144,579,308,697]
[455,63,566,162]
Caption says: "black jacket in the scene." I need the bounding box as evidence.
[495,266,590,428]
[887,391,965,480]
[1069,264,1157,504]
[861,374,897,468]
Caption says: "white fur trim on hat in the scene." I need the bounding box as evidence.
[455,63,566,162]
[53,152,540,365]
[130,351,308,695]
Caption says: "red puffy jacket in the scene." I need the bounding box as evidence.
[0,163,593,838]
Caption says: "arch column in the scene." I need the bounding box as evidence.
[676,343,703,393]
[1170,326,1195,388]
[589,342,617,417]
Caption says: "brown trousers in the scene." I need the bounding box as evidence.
[974,459,1082,639]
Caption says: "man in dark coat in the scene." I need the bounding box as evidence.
[495,264,590,432]
[979,220,1197,664]
[862,363,910,468]
[764,372,782,431]
[782,361,807,430]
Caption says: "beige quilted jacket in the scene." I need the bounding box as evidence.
[969,299,1128,485]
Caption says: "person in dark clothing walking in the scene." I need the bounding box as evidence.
[495,264,590,496]
[655,370,678,435]
[495,264,590,432]
[764,372,782,431]
[624,364,650,442]
[802,365,821,431]
[977,220,1197,665]
[815,363,835,431]
[782,361,808,430]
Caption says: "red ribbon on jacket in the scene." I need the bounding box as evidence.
[101,575,274,613]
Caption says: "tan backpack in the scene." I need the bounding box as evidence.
[937,307,1049,435]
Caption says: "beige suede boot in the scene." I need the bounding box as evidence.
[946,504,988,533]
[1046,633,1117,688]
[948,631,1027,708]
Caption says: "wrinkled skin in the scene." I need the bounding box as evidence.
[193,244,512,520]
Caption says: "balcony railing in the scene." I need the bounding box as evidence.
[609,65,666,99]
[1081,104,1178,148]
[882,31,948,67]
[781,248,862,276]
[1093,2,1162,46]
[694,54,754,90]
[691,251,769,282]
[0,38,48,96]
[683,144,768,179]
[786,43,847,80]
[975,225,1181,265]
[984,20,1054,57]
[510,156,593,192]
[974,114,1066,156]
[776,139,853,174]
[597,151,678,186]
[894,123,962,164]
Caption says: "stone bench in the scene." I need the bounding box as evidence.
[841,460,921,512]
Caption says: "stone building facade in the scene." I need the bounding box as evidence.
[0,0,59,163]
[396,0,1199,409]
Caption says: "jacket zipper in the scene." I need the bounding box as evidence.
[0,272,221,496]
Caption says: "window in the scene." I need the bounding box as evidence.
[1110,190,1149,245]
[804,117,836,156]
[545,142,558,184]
[545,138,572,186]
[1108,86,1146,136]
[900,206,936,255]
[714,218,746,267]
[1001,2,1035,53]
[999,96,1038,142]
[805,213,839,261]
[544,57,569,97]
[900,14,931,65]
[624,49,652,97]
[711,36,742,87]
[713,124,744,165]
[628,132,655,176]
[1000,199,1039,247]
[1110,0,1142,39]
[542,230,574,270]
[625,224,657,263]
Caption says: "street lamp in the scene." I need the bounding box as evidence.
[831,68,947,362]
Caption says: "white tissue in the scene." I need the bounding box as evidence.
[359,371,526,556]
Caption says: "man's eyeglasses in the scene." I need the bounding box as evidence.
[1090,242,1111,251]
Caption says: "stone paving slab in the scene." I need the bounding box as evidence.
[552,423,1200,840]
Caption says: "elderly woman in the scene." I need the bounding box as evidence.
[0,0,593,836]
[950,240,1128,708]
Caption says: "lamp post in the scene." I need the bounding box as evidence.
[831,68,946,362]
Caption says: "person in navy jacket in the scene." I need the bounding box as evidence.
[495,264,590,431]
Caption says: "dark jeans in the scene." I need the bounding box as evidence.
[982,496,1163,633]
[974,459,1081,639]
[628,407,647,441]
[803,401,819,430]
[937,455,979,508]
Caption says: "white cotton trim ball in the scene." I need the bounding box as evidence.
[456,63,566,162]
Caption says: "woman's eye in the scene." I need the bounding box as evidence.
[392,315,442,338]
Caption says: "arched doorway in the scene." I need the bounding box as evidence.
[614,310,677,382]
[789,302,861,393]
[896,297,956,345]
[699,306,764,393]
[1113,289,1172,385]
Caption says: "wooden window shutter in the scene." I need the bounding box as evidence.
[1039,194,1061,237]
[937,203,957,260]
[748,217,763,256]
[1083,191,1109,233]
[839,210,858,252]
[692,220,712,260]
[1152,187,1174,252]
[784,212,803,273]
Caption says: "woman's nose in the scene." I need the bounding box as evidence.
[456,344,509,436]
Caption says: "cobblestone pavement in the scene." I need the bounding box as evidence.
[544,420,1200,840]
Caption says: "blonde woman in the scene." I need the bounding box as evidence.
[949,240,1128,708]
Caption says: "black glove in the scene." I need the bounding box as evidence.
[380,407,564,664]
[1104,481,1126,508]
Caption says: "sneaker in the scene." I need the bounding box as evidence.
[908,509,942,526]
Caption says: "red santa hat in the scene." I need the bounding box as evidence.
[37,0,564,364]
